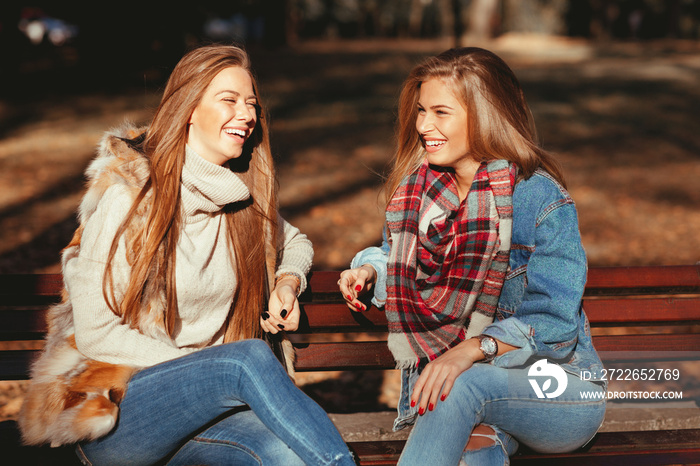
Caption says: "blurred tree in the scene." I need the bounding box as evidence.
[502,0,568,35]
[464,0,501,41]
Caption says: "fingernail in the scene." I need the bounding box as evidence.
[418,407,425,415]
[347,295,353,301]
[441,394,446,401]
[277,324,285,330]
[280,309,288,318]
[410,400,416,408]
[262,312,270,320]
[429,403,434,411]
[356,303,363,310]
[355,285,362,292]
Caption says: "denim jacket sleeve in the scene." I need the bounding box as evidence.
[482,199,587,362]
[350,228,390,308]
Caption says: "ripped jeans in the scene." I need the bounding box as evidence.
[76,339,355,466]
[397,363,606,465]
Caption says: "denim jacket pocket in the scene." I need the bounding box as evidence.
[549,335,578,354]
[497,265,527,320]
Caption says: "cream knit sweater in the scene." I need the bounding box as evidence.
[64,145,313,368]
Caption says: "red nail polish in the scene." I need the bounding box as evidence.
[356,303,362,310]
[418,407,425,415]
[441,394,446,401]
[347,295,353,301]
[411,400,416,408]
[429,403,434,411]
[355,285,362,292]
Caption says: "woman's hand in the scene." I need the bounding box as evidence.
[338,265,377,311]
[411,338,483,415]
[412,337,517,414]
[262,277,300,334]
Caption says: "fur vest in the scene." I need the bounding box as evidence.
[18,125,294,447]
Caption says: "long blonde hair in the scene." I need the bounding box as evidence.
[386,47,565,204]
[104,44,277,342]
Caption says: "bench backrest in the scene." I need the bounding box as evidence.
[1,265,699,379]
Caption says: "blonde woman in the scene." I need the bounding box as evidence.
[339,48,606,465]
[20,45,355,466]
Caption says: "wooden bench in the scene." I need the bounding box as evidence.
[2,265,700,465]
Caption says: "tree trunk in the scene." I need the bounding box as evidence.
[465,0,500,42]
[501,0,568,35]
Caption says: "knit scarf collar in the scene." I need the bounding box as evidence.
[181,145,251,222]
[386,159,517,368]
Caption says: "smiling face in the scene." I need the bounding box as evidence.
[187,66,258,166]
[416,78,479,195]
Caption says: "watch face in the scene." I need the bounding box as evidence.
[482,338,497,355]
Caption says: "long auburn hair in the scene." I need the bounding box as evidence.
[103,45,278,342]
[385,47,565,205]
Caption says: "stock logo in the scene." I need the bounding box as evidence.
[528,359,568,399]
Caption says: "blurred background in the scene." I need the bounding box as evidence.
[1,0,699,418]
[1,0,699,274]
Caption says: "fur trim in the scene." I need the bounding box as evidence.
[18,123,150,447]
[79,125,150,225]
[18,301,137,447]
[281,338,296,380]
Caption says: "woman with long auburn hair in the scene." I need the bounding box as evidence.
[339,47,606,464]
[19,44,356,465]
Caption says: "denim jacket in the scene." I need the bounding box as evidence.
[351,169,606,430]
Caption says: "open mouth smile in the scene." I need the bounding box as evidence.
[424,138,446,152]
[224,128,247,138]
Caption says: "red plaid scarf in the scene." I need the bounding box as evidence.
[386,159,516,368]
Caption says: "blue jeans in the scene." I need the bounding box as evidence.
[76,339,355,465]
[398,363,606,465]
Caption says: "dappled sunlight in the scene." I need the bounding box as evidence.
[1,37,699,274]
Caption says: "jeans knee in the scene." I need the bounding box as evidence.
[238,338,273,359]
[218,339,276,368]
[201,339,280,390]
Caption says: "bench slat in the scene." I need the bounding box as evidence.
[349,428,700,465]
[0,350,37,380]
[290,334,700,372]
[299,297,700,331]
[304,265,700,297]
[0,274,63,297]
[0,309,48,341]
[1,266,699,301]
[295,341,396,371]
[584,265,700,295]
[300,304,387,331]
[583,297,700,324]
[593,333,700,355]
[2,296,698,343]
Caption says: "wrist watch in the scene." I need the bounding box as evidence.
[477,335,498,362]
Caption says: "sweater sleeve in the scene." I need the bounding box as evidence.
[275,214,313,293]
[64,184,196,367]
